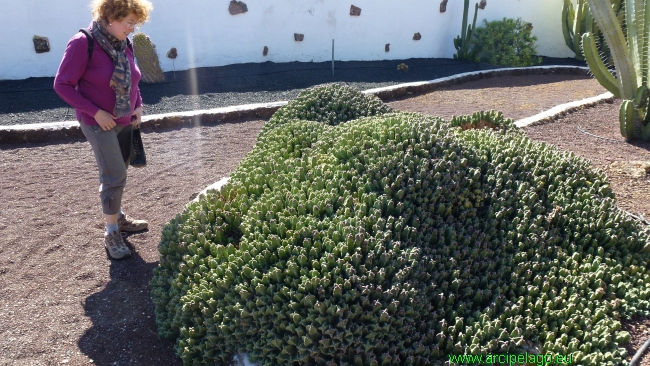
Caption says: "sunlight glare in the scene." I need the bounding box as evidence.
[184,24,206,182]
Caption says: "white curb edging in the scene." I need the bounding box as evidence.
[362,65,591,96]
[190,177,231,204]
[514,92,615,128]
[0,101,288,132]
[141,101,288,124]
[0,120,79,131]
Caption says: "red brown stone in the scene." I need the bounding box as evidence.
[33,36,50,53]
[228,0,248,15]
[440,0,448,13]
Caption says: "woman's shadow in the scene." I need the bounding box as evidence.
[77,233,182,366]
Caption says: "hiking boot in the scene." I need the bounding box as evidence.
[118,213,148,232]
[104,230,132,259]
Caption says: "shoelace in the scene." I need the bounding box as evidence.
[119,232,135,252]
[107,232,127,249]
[109,235,123,249]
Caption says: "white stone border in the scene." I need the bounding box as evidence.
[362,65,591,95]
[514,92,615,128]
[0,101,288,132]
[190,177,231,203]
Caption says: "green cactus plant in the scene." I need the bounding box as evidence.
[471,18,542,67]
[562,0,591,61]
[132,32,165,84]
[453,0,480,61]
[150,84,650,366]
[562,0,623,63]
[583,0,650,140]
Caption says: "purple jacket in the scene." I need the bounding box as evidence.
[54,24,142,126]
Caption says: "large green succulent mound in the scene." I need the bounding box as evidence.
[259,83,393,139]
[151,111,650,365]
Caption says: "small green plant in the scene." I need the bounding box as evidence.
[448,110,519,133]
[471,18,542,67]
[453,0,481,61]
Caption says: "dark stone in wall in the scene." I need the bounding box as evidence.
[294,33,304,41]
[228,0,248,15]
[479,0,486,9]
[350,5,361,16]
[385,44,390,52]
[33,36,50,53]
[440,0,448,13]
[263,46,268,56]
[413,32,421,40]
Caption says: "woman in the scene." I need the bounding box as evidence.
[54,0,154,260]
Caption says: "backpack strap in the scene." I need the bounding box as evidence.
[78,28,134,68]
[79,28,94,68]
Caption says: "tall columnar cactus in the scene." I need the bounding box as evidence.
[583,0,650,140]
[132,32,166,84]
[453,0,480,61]
[562,0,623,63]
[562,0,591,61]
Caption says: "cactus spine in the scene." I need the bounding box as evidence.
[453,0,480,60]
[583,0,650,140]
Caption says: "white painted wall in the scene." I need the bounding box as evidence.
[0,0,574,80]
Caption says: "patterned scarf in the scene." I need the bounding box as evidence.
[91,21,132,118]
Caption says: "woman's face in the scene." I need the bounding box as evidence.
[105,13,139,41]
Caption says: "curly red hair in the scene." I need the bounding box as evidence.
[91,0,153,24]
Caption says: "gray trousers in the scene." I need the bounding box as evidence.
[79,122,132,215]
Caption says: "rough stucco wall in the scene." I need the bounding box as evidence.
[0,0,573,80]
[2,0,89,80]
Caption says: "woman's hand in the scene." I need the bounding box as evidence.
[94,109,117,131]
[131,106,143,129]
